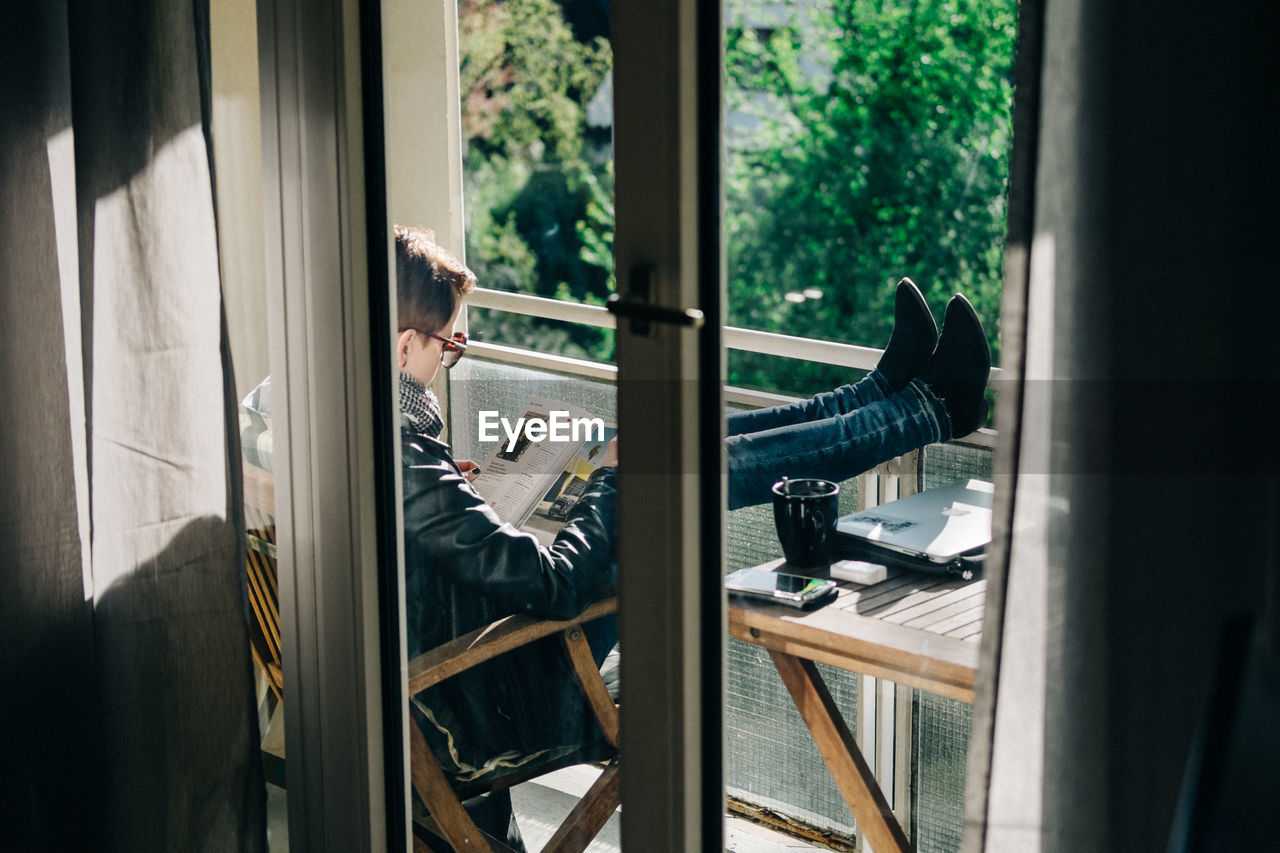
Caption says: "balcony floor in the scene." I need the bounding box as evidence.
[264,763,826,851]
[510,764,826,852]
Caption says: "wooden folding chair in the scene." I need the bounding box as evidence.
[241,458,620,847]
[242,462,283,703]
[407,597,621,853]
[241,461,288,787]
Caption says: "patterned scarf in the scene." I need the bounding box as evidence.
[399,372,444,438]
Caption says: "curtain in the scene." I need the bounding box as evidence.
[1,3,265,850]
[963,0,1279,851]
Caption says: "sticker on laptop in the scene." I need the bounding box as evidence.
[842,514,916,535]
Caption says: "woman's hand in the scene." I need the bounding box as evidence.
[602,437,619,467]
[456,460,482,483]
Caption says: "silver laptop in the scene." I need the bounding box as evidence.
[836,478,993,564]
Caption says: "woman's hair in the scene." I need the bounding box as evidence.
[395,224,477,334]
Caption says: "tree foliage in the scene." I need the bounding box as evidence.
[459,0,615,362]
[458,0,1019,391]
[724,0,1017,392]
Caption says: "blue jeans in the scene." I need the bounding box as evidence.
[725,370,951,510]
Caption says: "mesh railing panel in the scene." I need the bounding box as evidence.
[726,639,861,838]
[920,440,993,489]
[446,360,618,463]
[909,440,990,852]
[724,481,863,841]
[911,691,973,852]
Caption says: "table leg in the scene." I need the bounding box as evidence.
[769,650,912,853]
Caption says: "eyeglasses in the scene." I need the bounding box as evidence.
[431,331,468,368]
[404,329,469,369]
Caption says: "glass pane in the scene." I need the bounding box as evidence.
[211,0,289,847]
[721,0,1017,848]
[378,0,1018,847]
[382,2,624,848]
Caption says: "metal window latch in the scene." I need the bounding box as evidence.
[606,265,705,336]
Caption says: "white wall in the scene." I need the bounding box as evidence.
[211,0,269,399]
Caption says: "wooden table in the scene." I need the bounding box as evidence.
[727,558,985,853]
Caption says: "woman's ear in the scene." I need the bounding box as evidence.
[395,329,417,369]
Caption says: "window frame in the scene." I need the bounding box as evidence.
[251,0,1005,847]
[435,0,1003,833]
[256,0,397,848]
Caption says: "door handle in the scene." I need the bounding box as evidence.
[606,265,705,335]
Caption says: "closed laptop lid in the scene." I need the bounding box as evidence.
[836,478,994,563]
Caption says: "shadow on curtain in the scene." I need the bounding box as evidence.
[0,2,265,850]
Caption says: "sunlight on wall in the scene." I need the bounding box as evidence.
[212,0,268,399]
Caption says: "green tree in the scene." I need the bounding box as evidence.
[459,0,1019,389]
[459,0,615,361]
[724,0,1017,393]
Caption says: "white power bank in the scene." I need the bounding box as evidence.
[829,559,887,585]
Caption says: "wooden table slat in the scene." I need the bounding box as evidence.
[907,601,985,636]
[867,585,983,626]
[836,572,946,612]
[943,619,984,639]
[858,580,972,619]
[891,587,987,629]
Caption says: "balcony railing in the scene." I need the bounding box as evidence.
[466,287,999,450]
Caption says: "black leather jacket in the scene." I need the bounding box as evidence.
[401,420,618,781]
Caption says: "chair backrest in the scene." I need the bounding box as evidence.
[243,462,282,702]
[407,598,621,852]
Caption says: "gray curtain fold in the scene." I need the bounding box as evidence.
[964,1,1279,851]
[0,4,98,846]
[959,0,1049,847]
[1,2,265,850]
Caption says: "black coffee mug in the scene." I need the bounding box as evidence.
[772,477,840,570]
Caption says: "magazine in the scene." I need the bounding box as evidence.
[469,397,616,546]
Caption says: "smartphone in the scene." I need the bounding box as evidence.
[724,568,838,609]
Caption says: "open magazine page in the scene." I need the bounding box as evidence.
[469,397,616,545]
[520,421,617,546]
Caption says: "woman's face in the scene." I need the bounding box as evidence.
[398,297,462,388]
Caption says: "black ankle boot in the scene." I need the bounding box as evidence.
[919,294,991,438]
[876,277,938,391]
